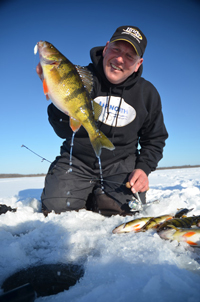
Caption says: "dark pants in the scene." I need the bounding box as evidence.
[41,152,146,217]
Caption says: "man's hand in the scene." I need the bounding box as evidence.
[36,62,43,81]
[128,169,149,193]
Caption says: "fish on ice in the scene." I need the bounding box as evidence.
[112,208,194,234]
[158,226,200,247]
[157,215,200,232]
[140,214,174,231]
[112,217,153,234]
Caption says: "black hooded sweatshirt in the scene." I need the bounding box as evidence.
[47,46,168,176]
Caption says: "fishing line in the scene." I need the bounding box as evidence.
[21,144,128,187]
[21,144,157,209]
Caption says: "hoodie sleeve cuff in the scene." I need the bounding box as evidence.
[135,162,152,176]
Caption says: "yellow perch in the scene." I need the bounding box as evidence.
[112,217,152,234]
[158,226,200,247]
[112,208,194,234]
[141,209,194,231]
[35,41,115,157]
[157,215,200,232]
[140,215,174,231]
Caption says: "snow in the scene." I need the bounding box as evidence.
[0,168,200,301]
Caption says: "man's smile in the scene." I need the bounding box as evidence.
[110,63,122,71]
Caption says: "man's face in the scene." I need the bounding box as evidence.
[103,40,143,85]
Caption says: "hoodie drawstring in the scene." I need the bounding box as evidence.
[111,86,125,143]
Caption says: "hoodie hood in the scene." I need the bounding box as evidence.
[90,46,143,89]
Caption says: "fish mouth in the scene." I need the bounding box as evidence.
[112,224,126,234]
[37,40,49,50]
[37,41,51,58]
[158,228,176,240]
[34,41,60,65]
[34,41,47,55]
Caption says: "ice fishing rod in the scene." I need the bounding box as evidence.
[21,144,126,185]
[21,145,128,187]
[21,145,130,188]
[21,145,52,163]
[21,144,159,210]
[21,144,143,190]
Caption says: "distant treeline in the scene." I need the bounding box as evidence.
[0,174,46,178]
[157,165,200,170]
[0,165,200,178]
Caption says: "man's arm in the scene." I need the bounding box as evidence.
[129,90,168,193]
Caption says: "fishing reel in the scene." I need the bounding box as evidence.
[128,192,160,212]
[128,197,143,212]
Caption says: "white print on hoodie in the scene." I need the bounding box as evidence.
[94,96,136,127]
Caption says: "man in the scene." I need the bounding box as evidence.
[37,26,168,216]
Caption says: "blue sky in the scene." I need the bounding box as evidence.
[0,0,199,174]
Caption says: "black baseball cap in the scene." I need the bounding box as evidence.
[110,26,147,57]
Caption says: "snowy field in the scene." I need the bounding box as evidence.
[0,167,200,301]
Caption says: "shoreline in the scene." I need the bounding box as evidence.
[0,165,200,178]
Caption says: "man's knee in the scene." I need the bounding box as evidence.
[41,195,87,216]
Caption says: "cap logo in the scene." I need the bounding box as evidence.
[122,27,143,43]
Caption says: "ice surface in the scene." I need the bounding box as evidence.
[0,168,200,301]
